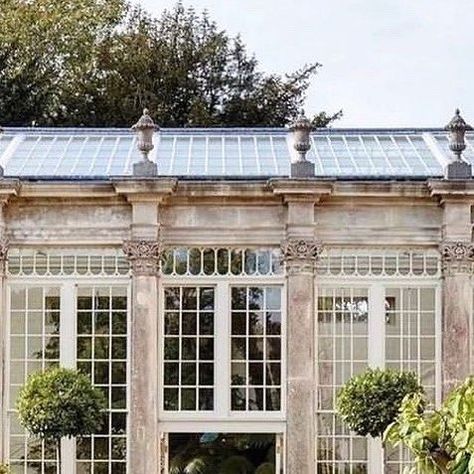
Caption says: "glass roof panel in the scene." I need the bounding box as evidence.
[433,133,474,167]
[0,128,452,178]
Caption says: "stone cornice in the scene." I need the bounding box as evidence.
[333,181,431,198]
[113,178,177,203]
[122,239,162,276]
[0,179,21,204]
[281,237,322,275]
[269,179,333,202]
[429,180,474,202]
[440,241,474,275]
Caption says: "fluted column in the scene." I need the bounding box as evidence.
[282,237,321,474]
[123,239,161,474]
[440,241,474,396]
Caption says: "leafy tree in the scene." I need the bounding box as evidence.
[0,1,341,127]
[336,368,423,438]
[385,376,474,474]
[16,368,107,474]
[0,0,125,126]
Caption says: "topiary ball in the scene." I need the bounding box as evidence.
[16,367,107,442]
[336,368,423,438]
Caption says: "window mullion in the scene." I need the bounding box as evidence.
[368,283,385,368]
[215,282,229,416]
[367,283,385,474]
[60,281,77,474]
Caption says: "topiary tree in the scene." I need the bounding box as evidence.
[16,367,107,474]
[336,368,423,438]
[384,376,474,474]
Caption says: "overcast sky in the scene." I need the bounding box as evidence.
[135,0,474,128]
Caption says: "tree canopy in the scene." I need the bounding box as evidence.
[0,0,341,127]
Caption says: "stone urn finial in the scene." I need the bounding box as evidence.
[445,108,473,160]
[131,108,159,176]
[288,109,315,177]
[444,109,473,179]
[289,109,313,162]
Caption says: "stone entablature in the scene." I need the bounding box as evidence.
[122,239,162,276]
[440,241,474,275]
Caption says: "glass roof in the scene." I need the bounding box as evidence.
[0,127,469,179]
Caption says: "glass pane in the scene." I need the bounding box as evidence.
[163,287,215,411]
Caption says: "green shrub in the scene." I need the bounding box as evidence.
[385,376,474,474]
[16,367,107,473]
[336,368,422,437]
[0,464,11,474]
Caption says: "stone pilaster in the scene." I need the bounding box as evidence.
[123,238,161,474]
[114,178,176,474]
[440,241,474,396]
[282,236,322,474]
[0,236,7,462]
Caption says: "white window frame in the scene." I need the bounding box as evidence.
[315,277,442,474]
[158,275,287,436]
[4,275,131,474]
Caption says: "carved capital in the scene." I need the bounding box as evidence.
[440,241,474,275]
[281,237,322,275]
[123,239,161,276]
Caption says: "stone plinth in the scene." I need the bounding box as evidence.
[133,159,158,176]
[291,161,315,178]
[445,161,472,180]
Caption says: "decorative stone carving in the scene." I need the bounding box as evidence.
[123,239,161,276]
[440,241,474,275]
[281,237,322,274]
[0,236,9,273]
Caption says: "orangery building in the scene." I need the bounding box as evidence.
[0,109,474,473]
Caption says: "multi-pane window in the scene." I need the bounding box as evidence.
[76,286,128,474]
[316,284,439,474]
[163,287,215,411]
[231,286,282,412]
[6,283,129,474]
[8,287,61,474]
[161,283,284,415]
[384,287,436,473]
[316,288,369,473]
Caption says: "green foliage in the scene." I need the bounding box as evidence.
[16,367,107,442]
[336,368,422,437]
[0,464,11,474]
[384,376,474,474]
[255,463,275,474]
[169,433,275,473]
[0,1,340,127]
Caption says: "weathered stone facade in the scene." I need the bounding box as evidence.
[0,172,473,472]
